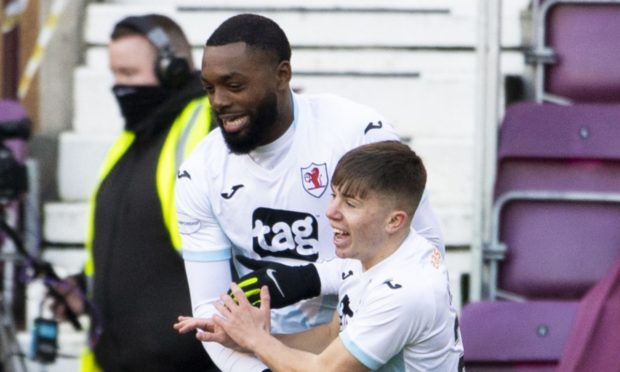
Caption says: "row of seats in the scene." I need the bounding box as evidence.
[462,1,620,370]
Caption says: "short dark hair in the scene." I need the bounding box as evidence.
[206,13,291,64]
[111,14,194,70]
[332,141,427,216]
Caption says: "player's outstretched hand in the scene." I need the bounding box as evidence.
[231,255,321,309]
[214,283,271,351]
[174,315,242,350]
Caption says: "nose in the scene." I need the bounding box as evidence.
[326,197,341,221]
[209,88,231,112]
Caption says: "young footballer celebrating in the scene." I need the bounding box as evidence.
[176,141,464,371]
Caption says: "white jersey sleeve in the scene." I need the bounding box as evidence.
[175,141,232,262]
[412,192,445,253]
[314,258,348,296]
[176,139,234,312]
[176,140,268,371]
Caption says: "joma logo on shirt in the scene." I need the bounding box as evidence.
[252,208,319,261]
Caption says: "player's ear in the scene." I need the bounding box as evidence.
[275,60,292,90]
[385,210,408,234]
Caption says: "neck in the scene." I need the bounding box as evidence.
[361,228,410,271]
[270,89,294,142]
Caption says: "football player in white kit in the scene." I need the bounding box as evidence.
[176,141,464,371]
[175,14,446,371]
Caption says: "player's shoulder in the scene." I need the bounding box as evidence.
[298,93,396,143]
[176,128,231,195]
[181,128,227,171]
[376,238,443,297]
[301,93,382,122]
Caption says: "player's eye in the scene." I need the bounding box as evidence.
[228,83,244,92]
[203,84,214,94]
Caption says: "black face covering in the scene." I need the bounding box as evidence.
[112,85,171,131]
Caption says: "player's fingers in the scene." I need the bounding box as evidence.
[173,317,197,333]
[230,283,250,307]
[212,314,228,330]
[259,285,271,313]
[214,299,229,316]
[219,290,238,312]
[196,328,222,343]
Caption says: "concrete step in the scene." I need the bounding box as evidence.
[73,64,482,137]
[57,132,116,201]
[84,1,529,47]
[86,46,480,74]
[43,202,89,244]
[73,66,123,135]
[414,138,473,207]
[435,206,473,247]
[84,2,481,48]
[85,42,526,78]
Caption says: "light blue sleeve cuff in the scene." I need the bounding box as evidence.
[340,331,382,370]
[182,248,231,262]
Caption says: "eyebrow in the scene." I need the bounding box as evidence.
[202,71,246,86]
[335,188,359,200]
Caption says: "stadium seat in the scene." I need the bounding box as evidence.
[528,0,620,103]
[461,102,620,370]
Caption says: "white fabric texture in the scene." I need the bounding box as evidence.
[334,233,464,371]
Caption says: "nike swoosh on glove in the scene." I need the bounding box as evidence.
[230,255,321,309]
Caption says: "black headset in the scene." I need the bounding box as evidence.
[115,15,191,88]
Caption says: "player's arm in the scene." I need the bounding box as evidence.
[230,255,346,307]
[254,330,369,372]
[274,307,340,354]
[175,162,233,319]
[180,302,339,354]
[411,192,445,254]
[230,255,322,307]
[216,284,369,372]
[176,164,269,371]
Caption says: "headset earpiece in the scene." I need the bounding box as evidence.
[115,16,191,88]
[156,53,190,88]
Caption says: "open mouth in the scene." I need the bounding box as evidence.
[220,115,249,133]
[333,227,350,246]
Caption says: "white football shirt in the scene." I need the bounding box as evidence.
[176,92,443,333]
[334,233,464,371]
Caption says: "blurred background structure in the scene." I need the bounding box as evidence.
[6,0,618,371]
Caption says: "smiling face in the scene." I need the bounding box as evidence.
[326,141,426,270]
[326,186,406,270]
[201,41,292,154]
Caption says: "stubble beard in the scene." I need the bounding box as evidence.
[218,92,279,154]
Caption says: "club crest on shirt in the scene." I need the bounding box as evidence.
[300,162,329,198]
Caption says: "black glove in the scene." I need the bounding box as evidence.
[230,255,321,309]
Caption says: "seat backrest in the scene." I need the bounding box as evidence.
[491,102,620,299]
[534,1,620,102]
